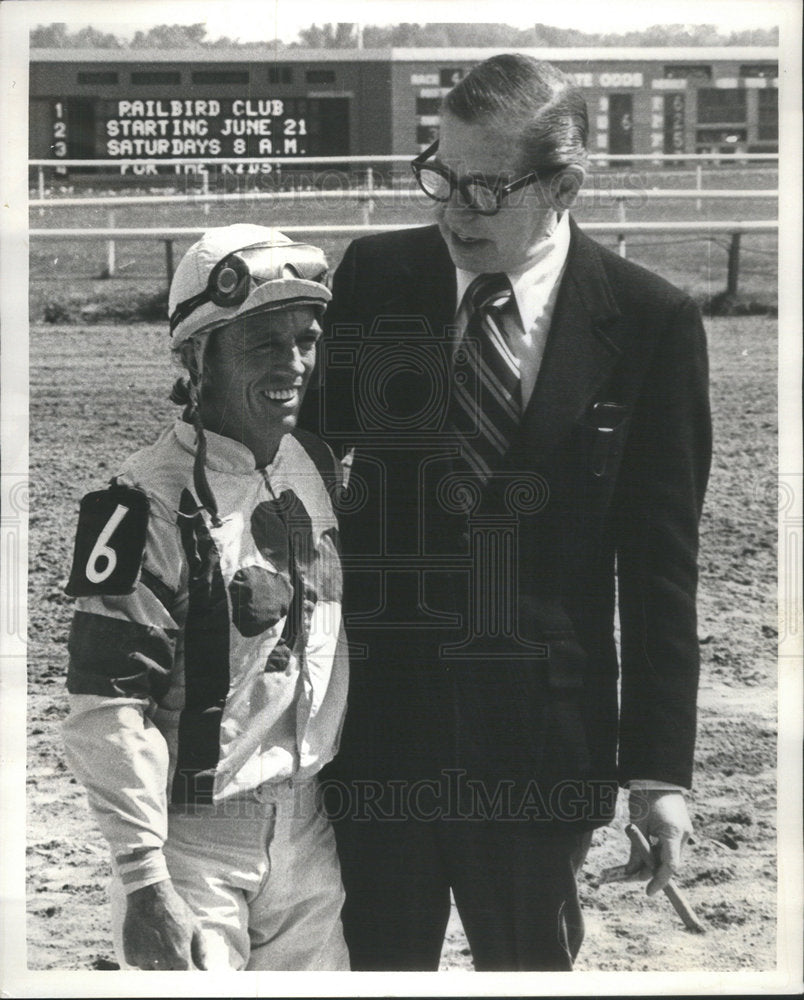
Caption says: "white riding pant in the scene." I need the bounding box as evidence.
[110,778,349,970]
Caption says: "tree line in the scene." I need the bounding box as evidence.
[30,21,779,49]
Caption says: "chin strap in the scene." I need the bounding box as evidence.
[169,375,222,528]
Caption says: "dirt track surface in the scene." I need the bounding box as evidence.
[26,317,778,972]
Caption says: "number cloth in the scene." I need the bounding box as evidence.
[66,484,149,596]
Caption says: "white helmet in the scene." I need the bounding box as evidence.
[168,224,331,348]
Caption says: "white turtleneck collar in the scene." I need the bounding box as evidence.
[173,416,289,475]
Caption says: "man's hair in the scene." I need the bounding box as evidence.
[443,54,588,177]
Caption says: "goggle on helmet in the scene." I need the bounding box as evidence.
[169,240,331,346]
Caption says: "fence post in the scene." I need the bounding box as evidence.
[38,166,45,216]
[726,231,742,297]
[617,196,627,258]
[696,163,703,212]
[202,169,210,216]
[105,210,116,277]
[165,240,175,286]
[360,167,374,225]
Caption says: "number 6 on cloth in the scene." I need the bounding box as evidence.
[65,484,149,596]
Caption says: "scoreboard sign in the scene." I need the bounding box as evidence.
[664,93,686,153]
[41,94,350,169]
[101,97,321,158]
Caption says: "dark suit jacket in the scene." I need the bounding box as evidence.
[300,219,711,827]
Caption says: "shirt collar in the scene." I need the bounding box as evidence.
[455,210,571,332]
[173,417,263,474]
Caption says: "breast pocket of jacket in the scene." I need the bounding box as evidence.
[579,401,630,479]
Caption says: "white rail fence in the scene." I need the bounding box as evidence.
[30,219,777,298]
[30,152,777,295]
[30,187,779,210]
[30,151,779,203]
[29,186,780,254]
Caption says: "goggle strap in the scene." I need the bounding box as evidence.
[170,291,326,336]
[170,288,212,333]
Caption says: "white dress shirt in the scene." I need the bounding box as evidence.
[454,211,571,407]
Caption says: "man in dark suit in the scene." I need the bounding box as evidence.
[300,53,711,971]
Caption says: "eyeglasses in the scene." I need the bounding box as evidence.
[170,242,328,333]
[411,140,547,216]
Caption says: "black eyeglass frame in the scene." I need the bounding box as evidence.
[411,139,552,216]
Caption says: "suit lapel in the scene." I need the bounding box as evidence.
[419,229,458,338]
[381,226,457,340]
[509,219,626,468]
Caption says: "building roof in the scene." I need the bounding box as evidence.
[29,46,779,64]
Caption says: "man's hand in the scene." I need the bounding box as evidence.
[623,788,693,896]
[123,880,208,970]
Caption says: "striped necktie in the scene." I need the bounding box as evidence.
[449,273,521,482]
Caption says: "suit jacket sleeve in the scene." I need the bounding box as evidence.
[615,296,712,788]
